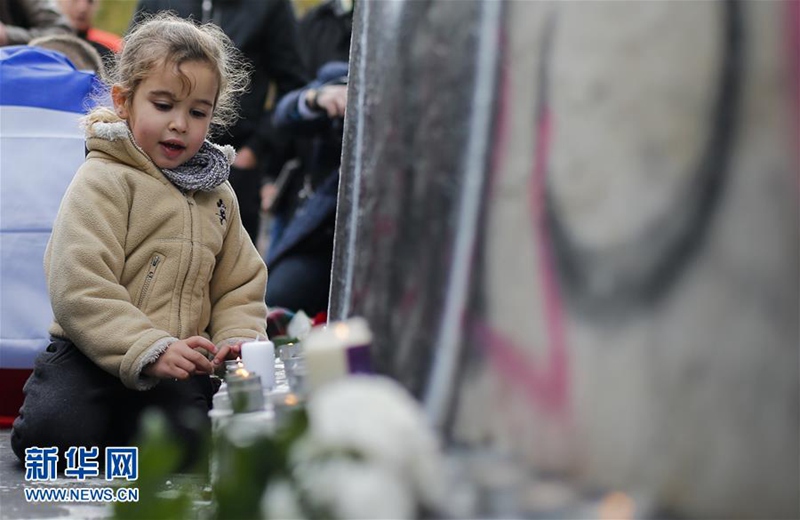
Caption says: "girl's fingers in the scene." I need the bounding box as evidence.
[185,335,217,353]
[212,345,231,366]
[173,356,196,377]
[171,366,191,380]
[185,348,214,373]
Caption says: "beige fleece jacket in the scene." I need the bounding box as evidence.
[45,115,268,390]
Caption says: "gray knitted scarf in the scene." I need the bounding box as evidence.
[162,141,235,192]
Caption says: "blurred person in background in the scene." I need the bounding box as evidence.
[262,0,353,316]
[0,0,71,45]
[265,61,347,316]
[56,0,121,62]
[297,0,352,74]
[132,0,309,245]
[30,32,104,73]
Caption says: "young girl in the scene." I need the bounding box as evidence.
[11,13,267,464]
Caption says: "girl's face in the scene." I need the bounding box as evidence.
[113,60,218,170]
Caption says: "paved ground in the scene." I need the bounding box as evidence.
[0,430,110,519]
[0,430,214,520]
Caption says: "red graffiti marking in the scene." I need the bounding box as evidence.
[474,26,570,415]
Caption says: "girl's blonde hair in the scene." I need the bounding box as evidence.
[99,12,250,134]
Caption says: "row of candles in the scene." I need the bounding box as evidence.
[213,316,374,419]
[208,317,375,488]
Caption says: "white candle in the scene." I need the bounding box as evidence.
[241,340,275,391]
[304,335,347,392]
[304,317,373,393]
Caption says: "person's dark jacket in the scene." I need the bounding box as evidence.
[297,0,353,74]
[266,61,348,267]
[132,0,309,159]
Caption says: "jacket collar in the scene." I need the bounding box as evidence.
[85,118,167,183]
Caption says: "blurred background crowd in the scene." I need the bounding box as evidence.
[1,0,352,318]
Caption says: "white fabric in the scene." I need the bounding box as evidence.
[0,105,85,368]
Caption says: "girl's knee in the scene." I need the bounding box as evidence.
[10,405,109,464]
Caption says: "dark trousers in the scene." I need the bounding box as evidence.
[265,253,332,316]
[10,338,213,469]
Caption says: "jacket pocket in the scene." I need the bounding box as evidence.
[136,253,163,310]
[41,340,78,366]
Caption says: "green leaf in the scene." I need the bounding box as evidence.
[112,410,206,520]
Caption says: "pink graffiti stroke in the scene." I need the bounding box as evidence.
[474,42,570,415]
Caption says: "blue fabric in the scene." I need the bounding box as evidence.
[0,46,101,369]
[316,60,348,83]
[266,170,339,266]
[265,253,332,315]
[267,60,348,267]
[0,46,104,113]
[264,60,347,313]
[273,60,348,131]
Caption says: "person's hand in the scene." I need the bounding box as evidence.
[260,182,277,212]
[314,85,347,118]
[143,336,217,380]
[211,341,243,367]
[0,22,8,46]
[233,146,258,170]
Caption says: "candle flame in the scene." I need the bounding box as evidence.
[285,394,299,406]
[598,492,634,520]
[334,322,349,339]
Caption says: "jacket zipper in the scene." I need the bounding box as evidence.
[178,194,195,336]
[137,254,161,308]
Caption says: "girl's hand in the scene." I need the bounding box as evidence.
[143,336,217,380]
[211,341,243,367]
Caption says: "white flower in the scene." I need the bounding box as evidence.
[287,310,312,340]
[294,375,446,510]
[261,478,305,520]
[293,458,415,519]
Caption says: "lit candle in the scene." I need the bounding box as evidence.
[224,358,243,374]
[226,371,265,413]
[269,390,303,424]
[241,340,275,391]
[304,316,373,393]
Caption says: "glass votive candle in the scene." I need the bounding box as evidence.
[286,362,306,395]
[269,390,304,424]
[278,342,303,362]
[224,359,244,376]
[227,372,265,413]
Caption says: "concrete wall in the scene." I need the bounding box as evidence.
[331,1,799,517]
